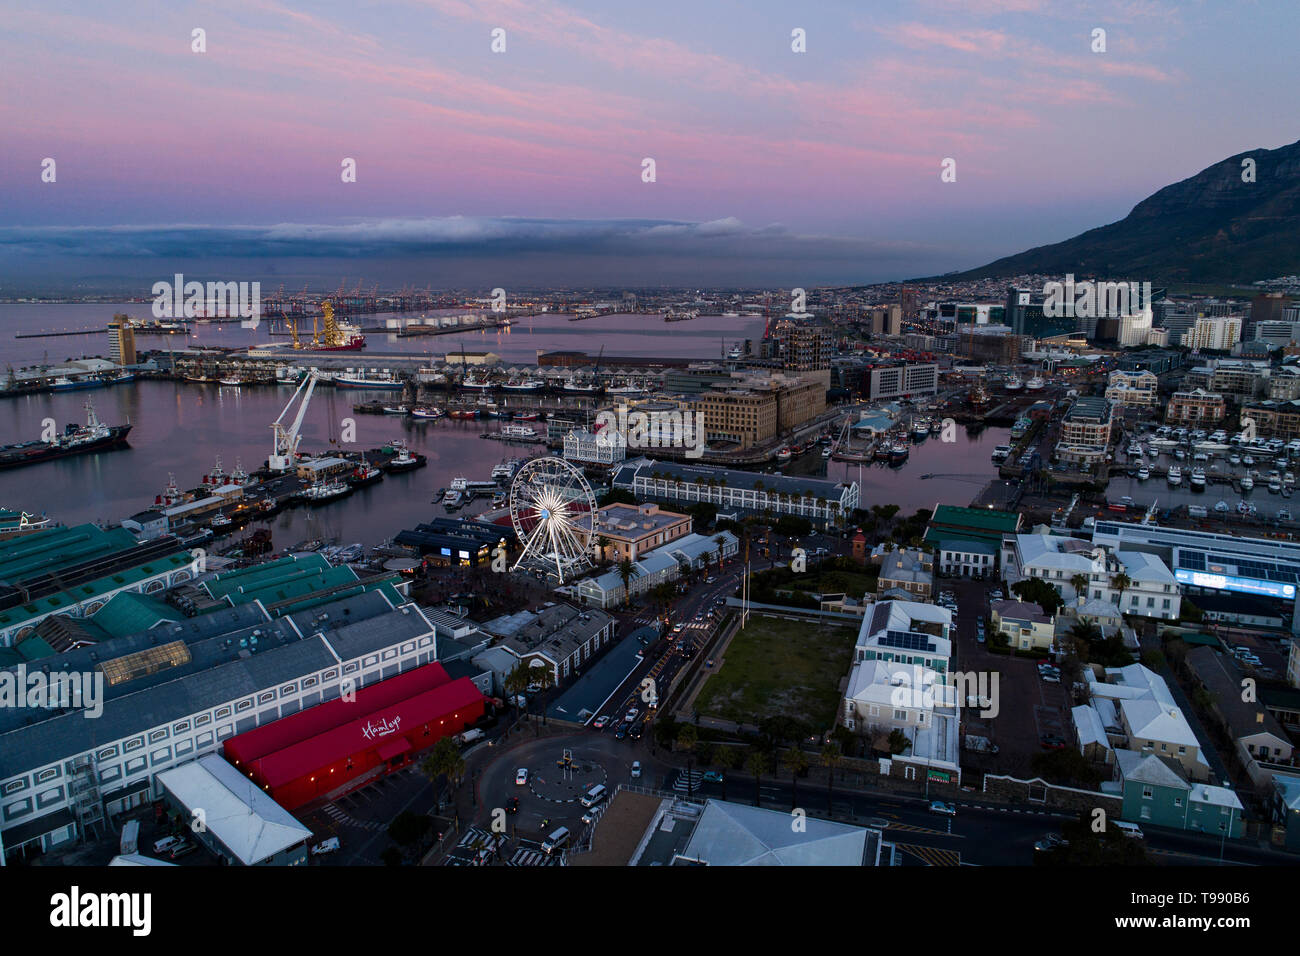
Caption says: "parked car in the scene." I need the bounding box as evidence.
[630,760,642,778]
[310,837,341,856]
[702,771,724,783]
[928,801,957,816]
[515,768,529,786]
[1040,735,1067,749]
[169,840,199,859]
[152,835,182,855]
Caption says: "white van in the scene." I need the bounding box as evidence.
[153,835,182,855]
[580,784,608,808]
[1113,821,1144,840]
[541,826,570,854]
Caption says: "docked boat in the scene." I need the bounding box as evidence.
[821,446,833,459]
[448,408,479,419]
[873,443,892,462]
[1280,508,1292,521]
[50,375,104,391]
[1137,464,1150,481]
[1190,468,1206,489]
[968,382,991,407]
[303,479,352,505]
[0,401,133,470]
[1240,474,1254,491]
[776,447,793,464]
[727,346,743,360]
[502,378,545,392]
[461,374,495,390]
[382,405,407,415]
[410,406,444,420]
[513,411,540,421]
[562,378,601,393]
[991,445,1012,462]
[1214,500,1230,514]
[1243,455,1255,467]
[1229,454,1242,466]
[1025,376,1045,391]
[912,419,930,439]
[382,442,425,473]
[335,374,404,390]
[1004,375,1024,392]
[346,464,384,488]
[929,419,943,435]
[230,459,252,486]
[1270,476,1283,493]
[442,489,465,510]
[155,473,186,507]
[1010,418,1031,439]
[219,377,244,387]
[210,513,232,529]
[888,442,910,465]
[1167,465,1182,487]
[664,309,700,322]
[491,459,522,482]
[500,424,538,440]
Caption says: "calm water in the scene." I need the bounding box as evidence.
[0,304,1009,543]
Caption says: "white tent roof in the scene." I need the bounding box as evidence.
[156,754,312,865]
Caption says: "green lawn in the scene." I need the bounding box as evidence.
[695,614,856,729]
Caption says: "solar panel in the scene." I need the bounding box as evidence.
[880,630,936,653]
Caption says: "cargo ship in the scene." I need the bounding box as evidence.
[0,402,132,470]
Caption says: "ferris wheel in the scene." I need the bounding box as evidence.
[508,457,599,583]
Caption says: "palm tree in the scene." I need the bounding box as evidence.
[1110,571,1132,612]
[677,724,699,796]
[1070,573,1090,602]
[420,737,462,811]
[617,557,640,607]
[713,746,738,801]
[783,748,809,810]
[594,534,611,564]
[820,742,842,814]
[714,533,728,566]
[503,661,532,721]
[746,751,769,807]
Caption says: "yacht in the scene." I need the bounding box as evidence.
[912,418,930,439]
[1214,500,1230,514]
[1025,376,1045,391]
[1167,465,1182,487]
[1280,508,1292,522]
[1173,448,1186,461]
[1269,476,1283,493]
[442,489,465,510]
[1229,453,1242,466]
[776,447,793,464]
[991,445,1012,462]
[1136,463,1150,481]
[1190,468,1206,490]
[1004,375,1024,392]
[1240,474,1254,491]
[500,424,538,440]
[1243,455,1255,467]
[303,480,352,505]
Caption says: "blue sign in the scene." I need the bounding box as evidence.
[1175,568,1296,600]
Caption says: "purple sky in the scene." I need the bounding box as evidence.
[2,0,1296,287]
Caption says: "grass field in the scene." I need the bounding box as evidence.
[694,614,856,729]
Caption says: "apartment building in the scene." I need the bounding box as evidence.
[1184,360,1267,398]
[1166,388,1227,424]
[1105,370,1159,408]
[1241,400,1300,440]
[1268,366,1300,401]
[867,363,939,401]
[1055,396,1114,467]
[1182,315,1244,351]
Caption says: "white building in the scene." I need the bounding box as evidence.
[1001,533,1180,620]
[1182,316,1244,351]
[852,599,953,677]
[1105,370,1159,408]
[563,429,627,465]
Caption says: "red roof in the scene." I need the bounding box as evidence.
[224,662,452,764]
[253,677,484,787]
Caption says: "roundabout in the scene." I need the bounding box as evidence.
[524,753,610,804]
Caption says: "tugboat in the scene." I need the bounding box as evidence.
[382,442,425,473]
[346,463,384,488]
[0,401,133,470]
[889,441,910,465]
[210,512,232,530]
[912,418,930,440]
[303,479,352,506]
[155,473,185,507]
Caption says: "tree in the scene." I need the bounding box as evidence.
[783,748,809,810]
[1110,571,1132,612]
[388,810,431,847]
[420,737,464,809]
[746,751,769,806]
[617,557,640,607]
[594,534,611,564]
[1069,573,1090,601]
[887,729,911,755]
[503,660,532,720]
[677,724,699,796]
[1011,577,1065,617]
[820,742,842,813]
[714,746,738,801]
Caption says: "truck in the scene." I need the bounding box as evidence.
[119,820,139,855]
[962,734,1000,755]
[457,728,486,745]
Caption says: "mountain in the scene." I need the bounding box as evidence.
[947,139,1300,283]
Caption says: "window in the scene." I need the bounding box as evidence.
[215,706,231,719]
[258,692,275,705]
[35,768,58,784]
[149,729,168,743]
[236,699,253,712]
[124,737,143,752]
[1142,786,1154,800]
[173,720,190,734]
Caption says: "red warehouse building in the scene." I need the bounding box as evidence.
[223,662,485,810]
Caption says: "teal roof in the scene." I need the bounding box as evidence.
[221,565,360,608]
[0,523,142,583]
[202,553,332,600]
[89,591,182,639]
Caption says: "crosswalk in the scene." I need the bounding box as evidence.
[457,827,505,851]
[508,847,558,866]
[895,843,962,867]
[884,821,958,837]
[671,770,706,793]
[320,802,384,831]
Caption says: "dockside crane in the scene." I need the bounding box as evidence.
[268,370,319,472]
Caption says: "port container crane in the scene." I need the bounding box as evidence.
[268,369,319,472]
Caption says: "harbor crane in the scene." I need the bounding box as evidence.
[268,369,319,472]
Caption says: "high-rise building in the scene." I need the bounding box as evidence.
[768,318,832,386]
[108,315,136,366]
[1005,287,1075,340]
[1181,316,1243,351]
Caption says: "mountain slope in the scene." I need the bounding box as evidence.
[948,139,1300,283]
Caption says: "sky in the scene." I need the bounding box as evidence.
[1,0,1297,291]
